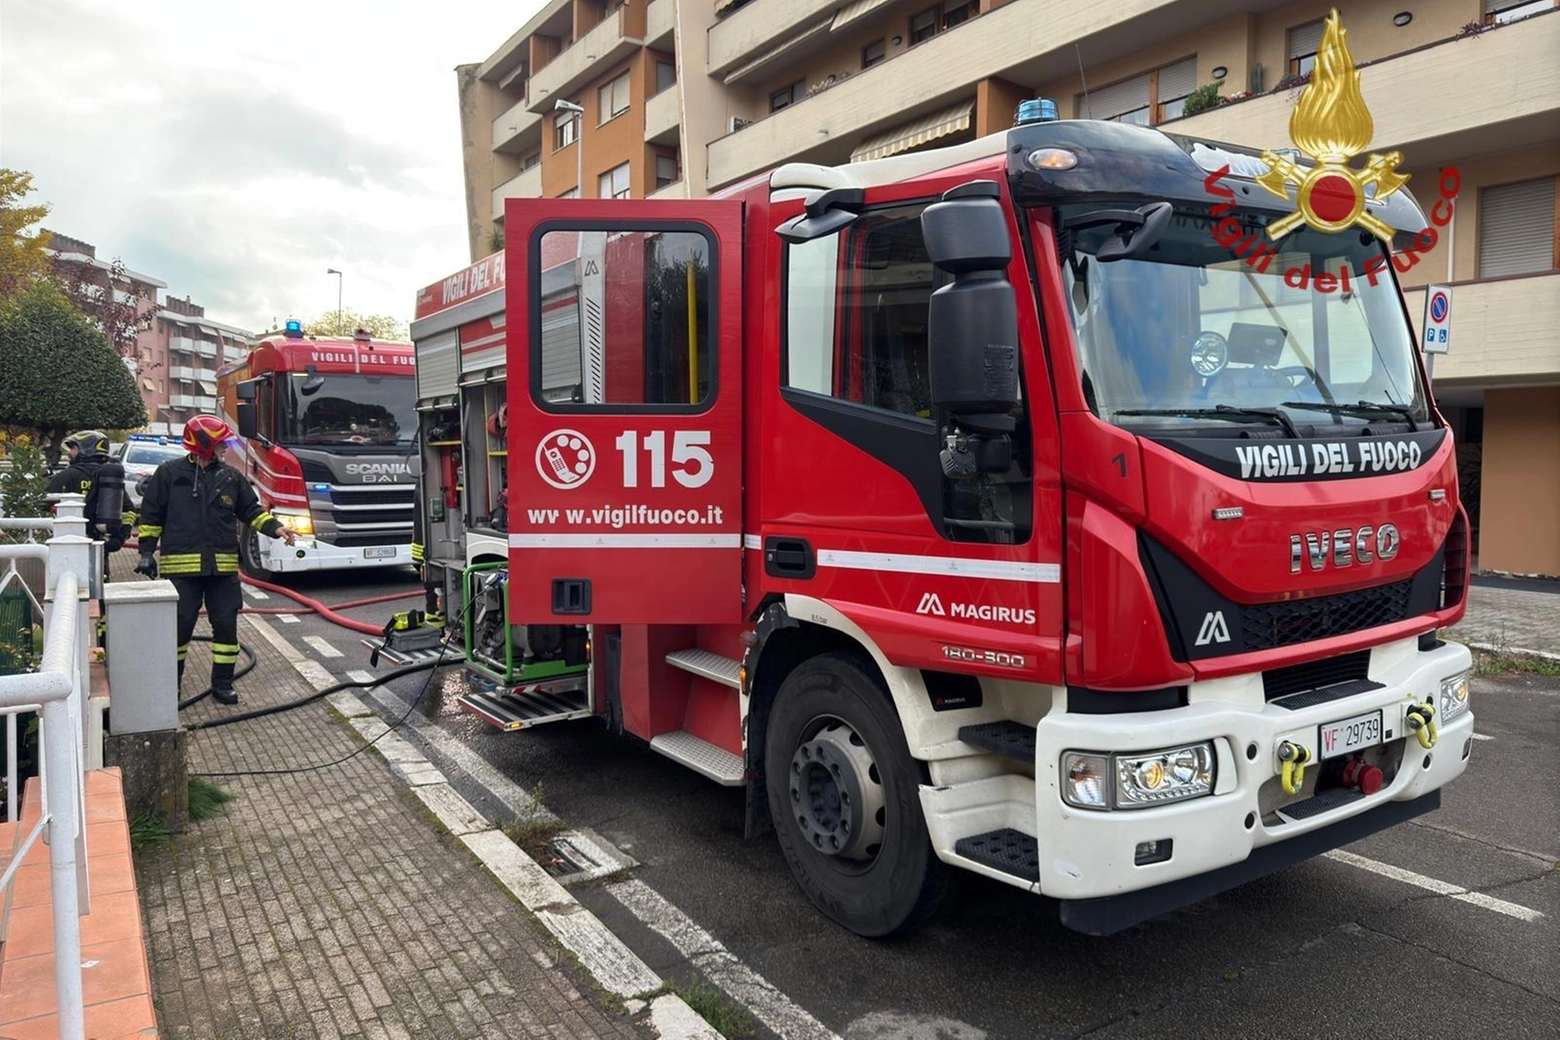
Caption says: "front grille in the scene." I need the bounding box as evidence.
[1263,650,1371,700]
[297,458,413,546]
[330,532,406,548]
[1441,512,1468,610]
[329,507,410,526]
[1239,581,1412,652]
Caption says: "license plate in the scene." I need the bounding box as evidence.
[363,546,397,559]
[1319,710,1383,760]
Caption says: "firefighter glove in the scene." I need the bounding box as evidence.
[135,553,158,579]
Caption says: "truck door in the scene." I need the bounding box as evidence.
[504,199,744,624]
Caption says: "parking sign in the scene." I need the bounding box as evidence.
[1422,285,1452,355]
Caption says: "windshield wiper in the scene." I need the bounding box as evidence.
[1280,400,1418,432]
[1114,404,1300,439]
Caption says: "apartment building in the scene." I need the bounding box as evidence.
[458,0,1559,575]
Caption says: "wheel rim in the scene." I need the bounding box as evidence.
[788,717,887,862]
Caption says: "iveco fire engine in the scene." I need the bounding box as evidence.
[404,105,1473,938]
[217,321,419,579]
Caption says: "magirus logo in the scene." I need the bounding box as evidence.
[915,592,1037,627]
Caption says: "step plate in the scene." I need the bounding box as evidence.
[664,649,742,689]
[958,721,1036,762]
[359,637,450,668]
[956,828,1039,883]
[648,730,744,785]
[457,686,591,732]
[1276,786,1367,822]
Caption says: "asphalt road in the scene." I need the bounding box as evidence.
[243,566,1560,1040]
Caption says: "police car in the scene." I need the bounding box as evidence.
[120,435,187,509]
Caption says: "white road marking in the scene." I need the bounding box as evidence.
[1470,732,1494,741]
[303,635,343,658]
[241,585,269,600]
[607,878,843,1040]
[276,613,300,624]
[1325,850,1545,922]
[346,670,376,684]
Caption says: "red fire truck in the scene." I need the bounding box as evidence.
[408,111,1473,937]
[216,322,419,579]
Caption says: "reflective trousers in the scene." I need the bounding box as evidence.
[173,574,242,691]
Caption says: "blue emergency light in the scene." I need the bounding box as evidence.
[1015,98,1058,125]
[284,319,304,338]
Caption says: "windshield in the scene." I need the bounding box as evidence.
[1061,206,1428,435]
[123,443,185,467]
[279,373,416,448]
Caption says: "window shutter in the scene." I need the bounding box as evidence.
[1157,56,1197,100]
[1478,178,1557,278]
[1288,21,1324,59]
[1084,73,1150,120]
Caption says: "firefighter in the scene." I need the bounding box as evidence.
[134,415,296,705]
[47,430,136,547]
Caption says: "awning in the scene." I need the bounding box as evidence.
[198,380,217,394]
[142,379,155,392]
[714,0,740,13]
[832,0,895,31]
[850,100,974,163]
[197,324,218,335]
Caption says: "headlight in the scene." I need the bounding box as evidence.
[1062,743,1216,811]
[274,510,314,536]
[1439,671,1471,722]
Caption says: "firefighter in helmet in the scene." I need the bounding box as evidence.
[134,415,296,704]
[47,429,136,552]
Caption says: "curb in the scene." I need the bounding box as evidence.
[243,614,723,1040]
[1466,641,1560,663]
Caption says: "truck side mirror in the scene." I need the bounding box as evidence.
[235,401,258,440]
[922,181,1020,473]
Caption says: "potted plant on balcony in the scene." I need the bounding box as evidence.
[1181,80,1227,118]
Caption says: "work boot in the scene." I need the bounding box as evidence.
[212,686,239,706]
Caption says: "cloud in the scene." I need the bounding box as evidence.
[0,0,535,333]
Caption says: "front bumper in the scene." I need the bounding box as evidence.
[1033,639,1473,905]
[258,536,414,573]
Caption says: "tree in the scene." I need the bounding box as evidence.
[53,254,156,363]
[0,169,53,299]
[299,310,408,340]
[0,282,147,464]
[0,438,50,522]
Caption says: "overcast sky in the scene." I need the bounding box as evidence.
[0,0,538,334]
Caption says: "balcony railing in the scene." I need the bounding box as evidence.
[648,179,686,199]
[492,165,545,221]
[646,0,673,48]
[492,94,543,153]
[0,497,97,1040]
[1402,271,1560,384]
[708,0,837,80]
[526,9,642,114]
[645,85,679,145]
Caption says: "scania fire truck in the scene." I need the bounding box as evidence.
[405,108,1473,938]
[217,322,419,579]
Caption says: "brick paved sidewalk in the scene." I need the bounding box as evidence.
[1450,582,1560,657]
[124,579,656,1038]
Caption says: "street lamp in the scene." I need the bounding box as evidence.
[554,99,584,198]
[326,268,343,334]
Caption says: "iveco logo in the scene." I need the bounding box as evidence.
[1290,524,1400,573]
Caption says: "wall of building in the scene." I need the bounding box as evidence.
[1478,386,1560,576]
[1036,14,1253,116]
[1251,0,1477,89]
[458,64,520,260]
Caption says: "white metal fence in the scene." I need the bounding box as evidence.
[0,496,97,1040]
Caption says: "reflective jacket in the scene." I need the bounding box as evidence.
[137,455,283,576]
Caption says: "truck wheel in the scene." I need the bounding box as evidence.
[239,526,278,582]
[765,653,948,937]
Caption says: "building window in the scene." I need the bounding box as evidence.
[770,80,805,112]
[909,7,938,44]
[941,0,977,28]
[598,71,631,123]
[862,39,886,69]
[1288,20,1324,77]
[1485,0,1552,24]
[598,161,631,200]
[1079,56,1195,127]
[656,154,679,189]
[521,151,540,170]
[554,110,578,150]
[1477,177,1558,278]
[655,60,676,94]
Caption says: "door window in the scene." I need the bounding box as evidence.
[531,227,714,411]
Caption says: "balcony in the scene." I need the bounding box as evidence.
[168,394,216,410]
[527,9,642,114]
[644,85,679,146]
[193,342,217,359]
[649,179,685,200]
[492,164,544,221]
[707,0,836,80]
[705,0,1182,188]
[646,0,673,49]
[1402,272,1560,386]
[492,94,543,153]
[1170,13,1559,168]
[223,345,248,362]
[169,366,201,381]
[168,336,194,355]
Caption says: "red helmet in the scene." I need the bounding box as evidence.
[183,414,234,459]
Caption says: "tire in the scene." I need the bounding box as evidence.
[238,524,278,582]
[765,652,948,938]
